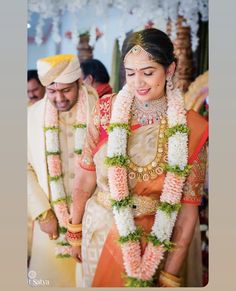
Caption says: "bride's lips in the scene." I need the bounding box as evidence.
[136,88,150,96]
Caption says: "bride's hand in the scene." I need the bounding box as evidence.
[71,245,82,263]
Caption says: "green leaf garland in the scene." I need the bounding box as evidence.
[104,155,129,167]
[165,124,189,138]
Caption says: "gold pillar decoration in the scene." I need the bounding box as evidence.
[77,33,93,62]
[168,16,194,93]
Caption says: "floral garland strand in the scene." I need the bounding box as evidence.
[105,84,190,286]
[44,87,87,257]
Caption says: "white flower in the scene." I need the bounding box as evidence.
[75,127,86,150]
[110,84,134,123]
[113,206,136,237]
[168,133,188,168]
[167,90,187,126]
[57,233,66,244]
[45,130,59,152]
[151,210,178,242]
[107,128,127,157]
[50,178,66,201]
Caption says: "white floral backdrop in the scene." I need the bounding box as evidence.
[28,0,208,51]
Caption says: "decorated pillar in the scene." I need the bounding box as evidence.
[168,16,194,93]
[77,33,93,62]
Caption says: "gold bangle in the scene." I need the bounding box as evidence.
[159,276,180,287]
[37,209,55,222]
[37,210,48,221]
[160,271,181,283]
[159,271,181,287]
[67,219,82,233]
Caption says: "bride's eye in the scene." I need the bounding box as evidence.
[144,72,153,76]
[127,73,135,77]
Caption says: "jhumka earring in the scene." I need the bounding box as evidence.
[166,75,174,91]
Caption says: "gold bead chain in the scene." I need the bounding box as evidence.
[127,117,168,182]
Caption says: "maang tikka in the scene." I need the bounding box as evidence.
[124,45,154,64]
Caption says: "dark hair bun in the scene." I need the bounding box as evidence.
[122,28,176,68]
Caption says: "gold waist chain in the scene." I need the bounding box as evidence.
[96,191,159,218]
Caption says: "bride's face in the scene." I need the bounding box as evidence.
[124,49,167,102]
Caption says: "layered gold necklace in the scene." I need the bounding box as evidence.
[127,96,168,181]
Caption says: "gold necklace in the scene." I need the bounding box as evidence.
[127,117,168,182]
[131,95,167,125]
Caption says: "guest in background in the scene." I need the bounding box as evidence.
[27,69,45,106]
[81,59,112,98]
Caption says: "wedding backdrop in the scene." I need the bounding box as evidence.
[28,0,208,92]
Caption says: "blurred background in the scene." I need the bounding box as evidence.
[28,0,208,94]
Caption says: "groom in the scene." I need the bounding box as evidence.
[27,54,98,287]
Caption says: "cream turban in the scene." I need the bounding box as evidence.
[37,54,81,86]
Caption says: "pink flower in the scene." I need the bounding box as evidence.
[167,89,186,124]
[76,89,87,123]
[55,245,72,256]
[47,155,62,177]
[64,31,72,39]
[111,85,134,123]
[45,101,58,127]
[121,241,141,277]
[108,167,129,200]
[139,243,164,280]
[161,173,185,204]
[54,202,70,228]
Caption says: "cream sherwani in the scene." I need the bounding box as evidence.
[27,86,97,287]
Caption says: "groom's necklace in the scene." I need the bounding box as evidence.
[131,95,167,125]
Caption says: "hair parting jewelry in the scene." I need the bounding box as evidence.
[124,45,154,64]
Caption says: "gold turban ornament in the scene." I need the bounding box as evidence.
[37,54,81,86]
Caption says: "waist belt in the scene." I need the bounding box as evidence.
[96,191,159,218]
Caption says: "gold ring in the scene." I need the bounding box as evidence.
[52,235,58,240]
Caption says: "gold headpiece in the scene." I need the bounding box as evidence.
[132,32,144,46]
[124,45,154,64]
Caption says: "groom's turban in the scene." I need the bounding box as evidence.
[37,54,81,86]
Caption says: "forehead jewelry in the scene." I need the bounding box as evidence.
[124,45,154,64]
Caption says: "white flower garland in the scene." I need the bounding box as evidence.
[105,83,190,286]
[28,0,208,51]
[44,88,87,257]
